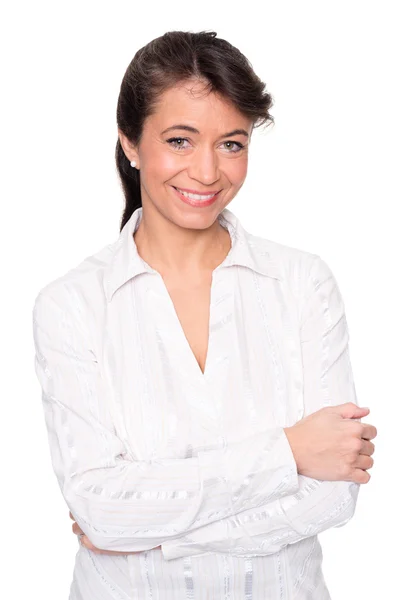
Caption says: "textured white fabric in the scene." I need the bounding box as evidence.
[32,206,360,599]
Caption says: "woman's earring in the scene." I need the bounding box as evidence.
[130,160,137,168]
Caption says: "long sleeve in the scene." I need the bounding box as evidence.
[32,288,299,553]
[161,255,361,560]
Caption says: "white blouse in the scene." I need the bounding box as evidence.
[32,206,360,600]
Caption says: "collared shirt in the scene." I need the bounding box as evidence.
[32,206,360,600]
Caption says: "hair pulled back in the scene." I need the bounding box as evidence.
[116,30,275,232]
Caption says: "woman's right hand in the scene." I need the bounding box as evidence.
[284,403,377,484]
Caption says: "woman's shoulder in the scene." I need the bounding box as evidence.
[247,228,325,279]
[242,228,339,314]
[32,239,116,315]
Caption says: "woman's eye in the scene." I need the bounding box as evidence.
[222,141,244,153]
[166,137,244,153]
[166,137,190,150]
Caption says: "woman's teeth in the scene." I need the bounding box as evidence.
[175,188,217,201]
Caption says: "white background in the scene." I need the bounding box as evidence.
[1,1,398,598]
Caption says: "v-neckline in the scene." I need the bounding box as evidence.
[155,271,216,383]
[138,216,235,383]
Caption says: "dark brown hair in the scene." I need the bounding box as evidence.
[115,30,275,232]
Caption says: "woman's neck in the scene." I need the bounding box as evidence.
[133,204,231,278]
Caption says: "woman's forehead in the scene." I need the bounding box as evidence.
[149,84,252,134]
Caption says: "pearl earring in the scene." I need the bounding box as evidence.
[130,160,137,168]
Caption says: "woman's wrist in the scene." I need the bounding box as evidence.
[283,426,300,473]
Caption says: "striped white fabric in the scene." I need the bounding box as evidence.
[32,206,360,599]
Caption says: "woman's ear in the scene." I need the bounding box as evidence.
[118,129,139,167]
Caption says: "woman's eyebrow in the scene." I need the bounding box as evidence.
[161,124,249,138]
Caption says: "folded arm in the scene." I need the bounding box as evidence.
[161,255,361,560]
[32,288,300,553]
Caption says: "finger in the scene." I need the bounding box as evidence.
[80,535,119,555]
[361,423,378,440]
[77,533,133,555]
[72,522,84,535]
[360,439,375,456]
[80,535,98,551]
[348,468,371,484]
[354,454,374,471]
[69,511,75,520]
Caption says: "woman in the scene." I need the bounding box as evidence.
[32,30,377,599]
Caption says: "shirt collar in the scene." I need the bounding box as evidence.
[104,206,282,302]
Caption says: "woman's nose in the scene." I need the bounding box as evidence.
[187,147,220,185]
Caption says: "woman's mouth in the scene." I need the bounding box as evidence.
[172,186,221,207]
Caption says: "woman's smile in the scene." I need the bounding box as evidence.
[171,185,222,207]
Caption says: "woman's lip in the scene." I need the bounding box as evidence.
[172,186,221,195]
[172,186,221,207]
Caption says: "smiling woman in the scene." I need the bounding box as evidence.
[117,78,256,242]
[114,30,274,238]
[32,29,375,600]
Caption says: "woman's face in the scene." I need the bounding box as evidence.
[119,79,253,231]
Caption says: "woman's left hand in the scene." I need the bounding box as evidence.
[69,511,161,555]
